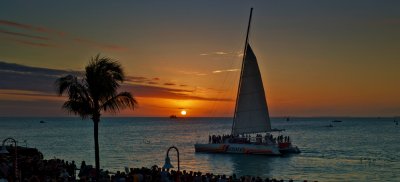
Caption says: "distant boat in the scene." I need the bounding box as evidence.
[39,120,46,123]
[272,128,286,132]
[169,115,178,119]
[194,8,300,155]
[325,124,334,127]
[332,120,342,123]
[286,117,290,122]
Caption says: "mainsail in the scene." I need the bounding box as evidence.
[232,43,271,135]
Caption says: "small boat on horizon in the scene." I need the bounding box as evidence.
[194,8,300,156]
[332,120,342,123]
[271,128,286,132]
[169,115,178,119]
[39,120,46,123]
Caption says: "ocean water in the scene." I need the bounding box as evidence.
[0,117,399,181]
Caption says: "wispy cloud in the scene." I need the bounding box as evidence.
[164,82,176,86]
[177,68,239,77]
[215,51,228,55]
[178,71,208,76]
[200,50,244,58]
[122,84,231,101]
[0,89,58,99]
[212,69,240,74]
[0,29,49,40]
[6,38,56,48]
[0,61,77,93]
[127,76,160,85]
[200,51,230,56]
[126,76,147,83]
[147,81,158,85]
[127,76,185,88]
[0,61,79,76]
[0,19,127,51]
[0,19,66,36]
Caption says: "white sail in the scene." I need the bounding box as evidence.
[232,44,271,135]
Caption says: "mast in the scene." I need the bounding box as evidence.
[232,8,253,135]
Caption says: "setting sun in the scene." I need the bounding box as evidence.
[181,110,187,116]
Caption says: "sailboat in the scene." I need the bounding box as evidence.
[194,8,300,155]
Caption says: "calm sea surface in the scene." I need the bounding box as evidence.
[0,117,399,181]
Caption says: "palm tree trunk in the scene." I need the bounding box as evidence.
[93,114,100,181]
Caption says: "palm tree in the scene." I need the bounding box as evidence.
[55,54,137,179]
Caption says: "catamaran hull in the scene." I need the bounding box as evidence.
[278,142,301,154]
[279,146,301,154]
[194,143,281,155]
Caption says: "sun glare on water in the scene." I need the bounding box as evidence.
[181,110,187,116]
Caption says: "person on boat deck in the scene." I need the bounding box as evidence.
[256,134,262,143]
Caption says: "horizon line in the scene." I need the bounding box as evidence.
[1,115,398,118]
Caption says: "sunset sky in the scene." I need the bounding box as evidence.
[1,1,399,117]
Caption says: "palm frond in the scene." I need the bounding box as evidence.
[56,74,94,117]
[85,54,125,101]
[101,92,137,114]
[55,75,78,96]
[62,100,92,119]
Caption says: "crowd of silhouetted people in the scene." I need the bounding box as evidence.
[0,156,317,182]
[209,134,234,144]
[1,146,311,182]
[106,165,316,182]
[0,149,77,182]
[208,134,291,145]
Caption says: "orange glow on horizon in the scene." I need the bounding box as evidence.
[181,110,187,116]
[114,96,235,117]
